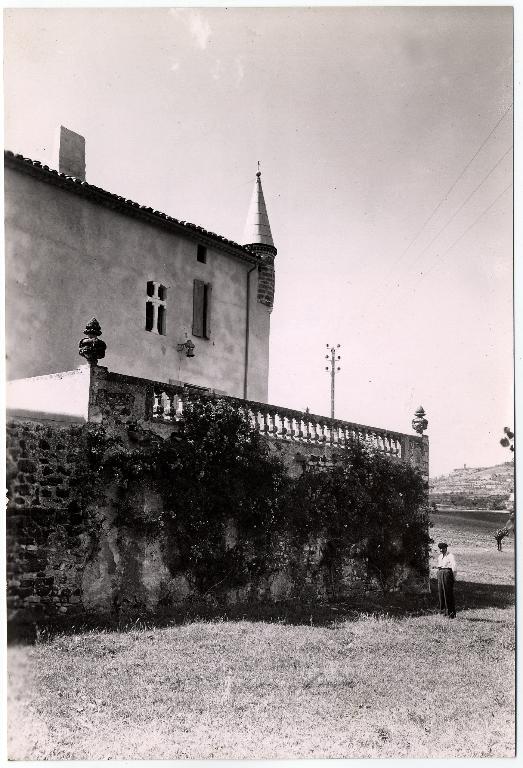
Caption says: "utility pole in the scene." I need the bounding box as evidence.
[325,344,341,419]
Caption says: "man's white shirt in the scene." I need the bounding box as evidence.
[438,551,457,579]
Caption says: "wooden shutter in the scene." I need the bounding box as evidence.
[192,279,205,337]
[204,283,212,339]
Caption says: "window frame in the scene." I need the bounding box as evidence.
[197,244,207,264]
[145,281,167,336]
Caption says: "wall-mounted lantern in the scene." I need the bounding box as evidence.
[177,339,196,358]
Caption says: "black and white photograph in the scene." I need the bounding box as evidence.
[4,4,515,760]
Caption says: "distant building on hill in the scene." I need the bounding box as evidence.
[429,461,514,508]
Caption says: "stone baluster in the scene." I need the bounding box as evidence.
[165,391,176,420]
[251,408,261,434]
[304,418,312,442]
[153,389,165,418]
[175,394,185,419]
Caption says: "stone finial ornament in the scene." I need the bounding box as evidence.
[412,406,428,435]
[79,317,107,365]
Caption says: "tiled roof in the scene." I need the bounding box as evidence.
[4,150,260,265]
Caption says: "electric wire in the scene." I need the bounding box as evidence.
[420,181,512,280]
[404,144,512,272]
[380,103,513,287]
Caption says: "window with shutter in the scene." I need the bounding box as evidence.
[203,283,212,339]
[193,279,212,339]
[192,279,205,337]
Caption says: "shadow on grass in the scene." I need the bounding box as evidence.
[453,579,515,611]
[8,579,515,645]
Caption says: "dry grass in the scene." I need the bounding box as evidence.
[7,509,515,759]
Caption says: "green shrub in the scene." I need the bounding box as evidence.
[66,400,430,595]
[285,442,430,592]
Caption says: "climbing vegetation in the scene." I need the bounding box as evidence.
[69,398,430,595]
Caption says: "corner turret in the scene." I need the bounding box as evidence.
[243,167,276,310]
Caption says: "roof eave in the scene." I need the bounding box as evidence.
[4,151,261,266]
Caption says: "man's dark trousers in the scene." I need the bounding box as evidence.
[437,568,456,617]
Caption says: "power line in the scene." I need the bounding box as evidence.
[380,102,513,287]
[421,182,512,280]
[405,144,512,271]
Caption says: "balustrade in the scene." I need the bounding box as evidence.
[145,382,411,461]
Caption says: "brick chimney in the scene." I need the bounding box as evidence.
[58,126,86,181]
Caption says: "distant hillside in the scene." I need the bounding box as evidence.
[429,461,514,510]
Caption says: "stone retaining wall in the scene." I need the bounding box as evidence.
[6,416,428,631]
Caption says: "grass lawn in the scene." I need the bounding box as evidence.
[7,509,515,759]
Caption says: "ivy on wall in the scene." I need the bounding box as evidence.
[57,398,431,596]
[286,444,431,592]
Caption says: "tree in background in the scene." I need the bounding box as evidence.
[494,427,515,550]
[500,427,515,453]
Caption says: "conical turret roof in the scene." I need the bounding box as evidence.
[243,170,275,249]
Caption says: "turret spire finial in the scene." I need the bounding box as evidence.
[243,162,274,249]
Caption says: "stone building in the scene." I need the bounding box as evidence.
[5,129,432,627]
[5,126,276,403]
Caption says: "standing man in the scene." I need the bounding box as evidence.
[437,542,457,618]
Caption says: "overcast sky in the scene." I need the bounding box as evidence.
[4,6,514,476]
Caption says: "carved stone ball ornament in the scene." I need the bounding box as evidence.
[411,406,428,435]
[79,317,107,365]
